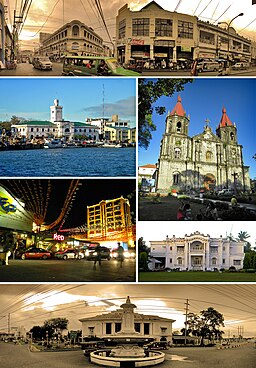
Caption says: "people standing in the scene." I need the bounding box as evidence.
[116,242,124,268]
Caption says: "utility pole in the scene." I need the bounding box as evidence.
[7,313,10,335]
[184,299,189,345]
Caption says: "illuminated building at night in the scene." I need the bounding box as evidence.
[87,196,133,242]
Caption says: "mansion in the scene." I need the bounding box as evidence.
[79,296,175,344]
[150,232,244,271]
[156,96,250,193]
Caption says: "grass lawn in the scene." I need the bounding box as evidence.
[139,271,256,282]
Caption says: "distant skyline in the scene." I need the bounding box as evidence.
[0,284,255,337]
[139,78,256,178]
[0,78,136,126]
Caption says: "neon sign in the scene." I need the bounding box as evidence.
[52,233,65,241]
[0,196,17,214]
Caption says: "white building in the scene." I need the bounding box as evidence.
[150,232,244,271]
[138,164,157,182]
[11,99,100,142]
[79,296,175,344]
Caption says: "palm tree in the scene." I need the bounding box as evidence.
[237,231,251,252]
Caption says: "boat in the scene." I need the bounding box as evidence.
[100,142,122,148]
[44,139,63,149]
[62,142,83,148]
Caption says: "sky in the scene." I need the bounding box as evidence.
[138,221,256,249]
[138,78,256,179]
[0,78,136,126]
[5,0,256,49]
[0,284,255,337]
[0,179,136,229]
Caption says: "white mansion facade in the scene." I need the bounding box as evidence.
[150,232,244,271]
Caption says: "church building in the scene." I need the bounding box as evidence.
[156,96,250,193]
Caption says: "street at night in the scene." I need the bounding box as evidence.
[0,342,255,368]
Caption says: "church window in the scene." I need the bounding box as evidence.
[174,148,181,159]
[206,151,212,161]
[176,122,181,133]
[230,132,235,141]
[173,173,180,184]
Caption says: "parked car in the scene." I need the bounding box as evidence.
[196,60,219,72]
[62,56,140,76]
[85,246,111,260]
[33,57,52,70]
[21,247,52,260]
[232,62,249,70]
[217,189,234,196]
[54,249,79,260]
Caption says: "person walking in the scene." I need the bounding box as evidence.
[93,244,102,269]
[116,242,124,268]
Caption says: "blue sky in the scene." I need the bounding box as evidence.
[139,78,256,179]
[0,78,136,126]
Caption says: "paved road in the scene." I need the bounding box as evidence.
[0,342,255,368]
[0,258,135,282]
[141,67,256,77]
[0,62,63,76]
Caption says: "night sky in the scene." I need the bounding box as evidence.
[0,179,136,229]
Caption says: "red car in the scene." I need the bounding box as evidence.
[21,248,52,260]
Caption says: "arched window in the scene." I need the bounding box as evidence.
[65,128,70,133]
[176,121,181,133]
[72,25,80,36]
[173,172,180,185]
[206,151,213,161]
[230,132,235,141]
[174,148,181,159]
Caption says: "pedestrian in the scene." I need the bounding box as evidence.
[5,250,11,265]
[205,202,219,220]
[93,244,102,269]
[116,242,124,268]
[177,202,192,220]
[190,59,198,76]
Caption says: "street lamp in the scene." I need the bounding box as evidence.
[218,13,244,62]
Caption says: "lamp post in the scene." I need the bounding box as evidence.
[218,13,244,63]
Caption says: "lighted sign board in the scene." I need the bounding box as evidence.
[52,233,65,241]
[0,186,33,232]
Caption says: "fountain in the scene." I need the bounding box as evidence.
[90,296,165,367]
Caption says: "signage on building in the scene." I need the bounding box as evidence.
[181,46,192,52]
[154,53,168,58]
[0,186,33,232]
[154,40,175,47]
[52,233,65,241]
[129,39,144,45]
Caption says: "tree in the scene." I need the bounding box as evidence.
[43,318,68,338]
[138,78,192,149]
[236,231,251,252]
[30,326,44,340]
[186,307,224,346]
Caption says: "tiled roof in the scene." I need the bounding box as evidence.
[170,95,186,116]
[218,107,233,128]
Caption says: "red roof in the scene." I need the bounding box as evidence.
[170,95,186,116]
[218,107,233,128]
[140,164,156,169]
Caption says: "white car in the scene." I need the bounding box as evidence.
[33,57,52,70]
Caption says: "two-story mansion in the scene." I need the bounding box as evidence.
[150,232,244,271]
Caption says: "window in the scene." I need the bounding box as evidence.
[135,323,141,333]
[230,132,235,141]
[106,323,112,334]
[72,25,79,36]
[161,327,167,334]
[169,258,172,263]
[174,148,181,159]
[132,18,149,36]
[115,323,121,333]
[119,19,126,39]
[155,18,172,37]
[170,246,172,251]
[144,323,150,335]
[176,122,181,133]
[177,257,183,265]
[173,173,180,184]
[222,259,225,264]
[206,151,213,161]
[88,327,95,335]
[212,258,217,265]
[178,21,193,39]
[233,260,241,266]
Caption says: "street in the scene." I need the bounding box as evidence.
[1,62,256,77]
[0,258,135,282]
[0,342,255,368]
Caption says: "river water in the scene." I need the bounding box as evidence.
[0,147,136,177]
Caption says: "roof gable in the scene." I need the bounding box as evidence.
[141,1,165,11]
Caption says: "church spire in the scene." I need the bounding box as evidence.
[218,107,233,128]
[170,95,186,117]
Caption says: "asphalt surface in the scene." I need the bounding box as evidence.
[0,61,63,76]
[0,258,135,282]
[0,342,255,368]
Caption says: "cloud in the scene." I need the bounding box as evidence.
[83,96,135,119]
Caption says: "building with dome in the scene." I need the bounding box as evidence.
[150,232,244,271]
[156,96,250,193]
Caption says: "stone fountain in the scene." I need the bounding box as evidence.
[90,296,165,367]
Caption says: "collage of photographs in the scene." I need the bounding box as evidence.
[0,0,255,367]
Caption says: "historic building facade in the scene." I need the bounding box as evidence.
[150,232,244,271]
[79,296,175,344]
[156,96,250,193]
[11,99,100,141]
[115,1,251,64]
[38,20,106,59]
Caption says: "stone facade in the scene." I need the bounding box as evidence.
[156,96,250,193]
[150,232,244,271]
